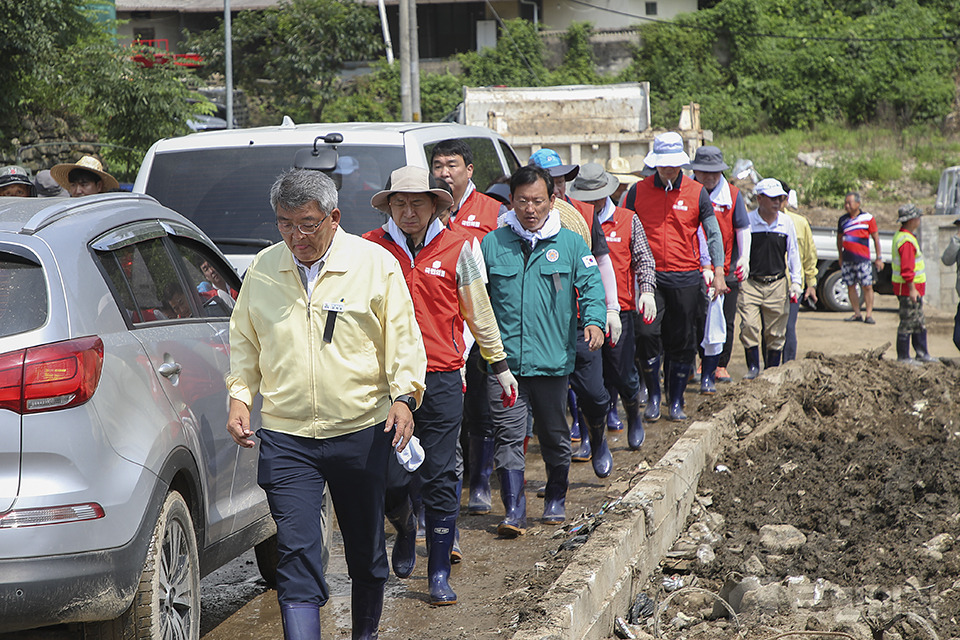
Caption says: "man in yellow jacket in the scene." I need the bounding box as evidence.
[226,168,427,640]
[781,183,818,362]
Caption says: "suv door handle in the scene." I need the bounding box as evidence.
[158,362,182,378]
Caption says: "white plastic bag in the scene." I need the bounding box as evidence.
[701,294,726,356]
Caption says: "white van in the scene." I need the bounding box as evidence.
[134,120,520,273]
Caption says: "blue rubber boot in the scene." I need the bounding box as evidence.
[571,409,592,462]
[467,435,494,515]
[640,355,662,422]
[568,387,581,442]
[766,349,782,368]
[606,387,623,431]
[425,513,458,606]
[667,362,691,422]
[623,391,645,450]
[699,354,720,395]
[541,465,569,524]
[281,603,322,640]
[586,416,613,478]
[384,497,417,579]
[496,468,527,538]
[351,584,384,640]
[743,347,761,380]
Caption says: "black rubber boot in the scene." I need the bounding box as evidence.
[640,354,662,422]
[586,416,613,478]
[623,391,645,450]
[351,584,384,639]
[699,354,719,395]
[425,513,458,606]
[912,331,937,363]
[606,387,623,431]
[743,347,761,380]
[766,349,782,368]
[384,497,417,579]
[541,465,569,524]
[897,334,919,364]
[666,362,691,422]
[281,603,322,640]
[568,387,581,442]
[467,435,494,515]
[496,468,527,538]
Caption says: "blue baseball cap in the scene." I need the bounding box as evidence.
[528,148,579,181]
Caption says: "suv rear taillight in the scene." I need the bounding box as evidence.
[0,337,104,414]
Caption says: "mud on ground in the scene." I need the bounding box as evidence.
[629,353,960,639]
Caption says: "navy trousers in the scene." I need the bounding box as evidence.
[602,310,640,399]
[569,329,610,425]
[257,425,391,605]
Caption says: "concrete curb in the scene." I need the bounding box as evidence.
[510,366,806,640]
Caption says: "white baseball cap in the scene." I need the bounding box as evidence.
[755,178,787,198]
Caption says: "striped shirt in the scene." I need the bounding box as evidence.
[837,211,878,263]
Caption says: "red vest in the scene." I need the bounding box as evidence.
[711,183,739,276]
[601,207,637,311]
[363,227,467,372]
[568,196,595,230]
[632,176,705,273]
[450,189,500,243]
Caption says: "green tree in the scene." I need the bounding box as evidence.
[458,18,550,87]
[186,0,383,122]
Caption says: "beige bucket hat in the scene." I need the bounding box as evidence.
[370,166,454,214]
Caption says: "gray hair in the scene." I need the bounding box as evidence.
[846,191,861,204]
[270,168,338,215]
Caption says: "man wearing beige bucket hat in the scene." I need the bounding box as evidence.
[364,165,518,606]
[50,155,120,197]
[605,157,641,206]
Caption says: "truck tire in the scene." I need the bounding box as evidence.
[84,491,200,640]
[820,269,862,313]
[254,534,279,588]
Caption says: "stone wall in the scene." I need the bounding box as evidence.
[2,115,103,175]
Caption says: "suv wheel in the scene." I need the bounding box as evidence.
[85,491,200,640]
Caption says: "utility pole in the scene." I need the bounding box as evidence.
[224,0,234,128]
[399,0,412,121]
[410,0,420,121]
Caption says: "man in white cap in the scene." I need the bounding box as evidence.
[689,146,751,391]
[50,155,120,197]
[568,163,657,451]
[738,178,801,378]
[629,132,725,422]
[363,166,518,605]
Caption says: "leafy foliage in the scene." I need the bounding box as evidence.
[186,0,383,122]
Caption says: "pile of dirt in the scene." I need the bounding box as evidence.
[625,352,960,639]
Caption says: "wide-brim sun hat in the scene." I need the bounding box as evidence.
[50,155,120,192]
[567,162,620,201]
[755,178,787,198]
[370,165,455,214]
[689,146,730,172]
[897,203,922,223]
[528,148,579,181]
[643,132,690,168]
[605,157,640,186]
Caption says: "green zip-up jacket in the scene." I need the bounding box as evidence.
[481,226,606,377]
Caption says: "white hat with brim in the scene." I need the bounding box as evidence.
[50,156,120,192]
[643,132,690,168]
[605,157,641,186]
[567,163,620,202]
[370,165,455,214]
[755,178,787,198]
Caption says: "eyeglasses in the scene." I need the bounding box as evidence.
[277,216,327,235]
[514,197,548,209]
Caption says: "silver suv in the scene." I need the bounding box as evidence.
[133,121,520,272]
[0,193,274,638]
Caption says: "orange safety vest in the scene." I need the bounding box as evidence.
[450,189,501,243]
[601,207,637,311]
[711,183,739,276]
[363,227,467,372]
[632,176,705,273]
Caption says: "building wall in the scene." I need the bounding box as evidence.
[541,0,696,31]
[116,12,185,50]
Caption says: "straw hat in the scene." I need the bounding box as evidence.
[370,166,454,214]
[50,156,120,192]
[605,157,640,186]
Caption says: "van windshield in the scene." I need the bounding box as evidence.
[143,145,403,253]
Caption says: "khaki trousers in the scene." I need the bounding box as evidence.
[738,277,789,351]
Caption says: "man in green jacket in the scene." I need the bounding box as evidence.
[481,165,606,536]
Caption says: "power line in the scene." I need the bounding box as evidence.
[564,0,960,43]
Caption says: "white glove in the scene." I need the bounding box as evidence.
[605,309,622,346]
[459,365,467,393]
[702,267,714,288]
[735,255,749,282]
[789,282,803,303]
[638,291,657,325]
[495,368,519,408]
